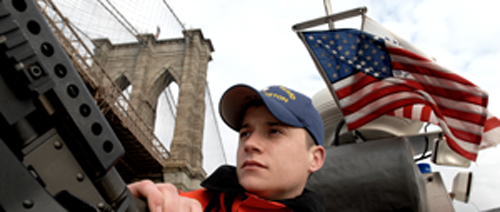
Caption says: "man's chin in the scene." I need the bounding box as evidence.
[238,175,268,191]
[239,179,282,200]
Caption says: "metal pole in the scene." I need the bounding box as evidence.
[324,0,334,29]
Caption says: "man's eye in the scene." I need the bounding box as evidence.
[270,129,282,134]
[239,131,250,138]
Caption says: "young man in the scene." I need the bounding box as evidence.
[129,84,326,212]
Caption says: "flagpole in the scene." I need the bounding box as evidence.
[324,0,334,29]
[292,7,367,31]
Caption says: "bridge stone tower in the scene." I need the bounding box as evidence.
[93,29,214,191]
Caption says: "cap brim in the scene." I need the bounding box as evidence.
[219,84,261,131]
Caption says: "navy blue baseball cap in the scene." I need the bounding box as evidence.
[219,84,324,146]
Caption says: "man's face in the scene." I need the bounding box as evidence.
[236,105,317,200]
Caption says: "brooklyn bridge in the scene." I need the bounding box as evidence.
[35,0,226,191]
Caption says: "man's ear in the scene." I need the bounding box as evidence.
[309,146,326,173]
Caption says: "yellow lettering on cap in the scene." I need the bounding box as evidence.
[279,86,296,100]
[272,93,288,103]
[263,90,289,103]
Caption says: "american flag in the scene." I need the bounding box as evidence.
[301,29,499,161]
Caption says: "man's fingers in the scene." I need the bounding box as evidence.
[180,197,202,212]
[128,180,164,212]
[128,180,202,212]
[155,183,181,211]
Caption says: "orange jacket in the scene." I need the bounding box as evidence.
[180,165,324,212]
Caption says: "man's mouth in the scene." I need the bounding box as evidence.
[242,160,265,169]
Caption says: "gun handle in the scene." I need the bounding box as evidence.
[126,192,149,212]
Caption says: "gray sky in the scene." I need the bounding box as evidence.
[163,0,500,211]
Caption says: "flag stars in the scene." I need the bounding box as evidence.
[304,31,394,82]
[304,30,394,82]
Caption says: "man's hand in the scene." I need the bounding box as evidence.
[128,180,202,212]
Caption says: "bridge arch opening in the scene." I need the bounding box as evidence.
[153,69,179,152]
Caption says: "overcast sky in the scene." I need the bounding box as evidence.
[159,0,500,211]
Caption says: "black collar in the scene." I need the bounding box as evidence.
[200,165,245,193]
[276,189,325,212]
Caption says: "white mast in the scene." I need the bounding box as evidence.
[324,0,334,29]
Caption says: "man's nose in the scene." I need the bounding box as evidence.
[243,133,264,153]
